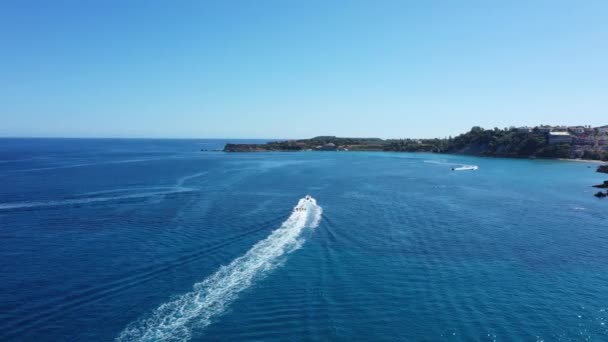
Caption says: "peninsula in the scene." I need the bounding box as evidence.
[223,125,608,161]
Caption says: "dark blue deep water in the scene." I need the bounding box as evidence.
[1,138,608,341]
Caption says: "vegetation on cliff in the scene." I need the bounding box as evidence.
[224,136,386,152]
[386,126,607,160]
[389,127,556,156]
[223,127,608,161]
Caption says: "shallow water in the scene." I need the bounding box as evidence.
[1,138,607,341]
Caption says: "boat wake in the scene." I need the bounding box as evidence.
[9,158,165,173]
[0,172,207,211]
[0,189,192,210]
[176,172,207,188]
[424,160,479,171]
[115,196,323,342]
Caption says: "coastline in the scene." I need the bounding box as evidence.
[221,145,608,164]
[221,146,608,164]
[222,128,608,162]
[558,158,606,164]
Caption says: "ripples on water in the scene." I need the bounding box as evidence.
[1,138,608,341]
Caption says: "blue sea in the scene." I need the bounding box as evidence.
[1,138,608,341]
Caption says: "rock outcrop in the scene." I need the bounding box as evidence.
[593,181,608,189]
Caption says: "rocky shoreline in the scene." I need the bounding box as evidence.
[593,165,608,198]
[593,180,608,188]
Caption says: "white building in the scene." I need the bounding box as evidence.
[597,126,608,135]
[568,126,586,135]
[548,132,573,144]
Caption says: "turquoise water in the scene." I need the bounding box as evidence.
[1,138,607,341]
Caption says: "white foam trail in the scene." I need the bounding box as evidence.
[424,159,461,166]
[0,171,206,211]
[176,172,207,188]
[0,189,191,210]
[81,187,177,196]
[10,157,169,173]
[0,156,49,164]
[116,197,323,342]
[423,159,449,165]
[424,160,478,170]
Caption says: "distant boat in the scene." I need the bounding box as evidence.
[452,165,479,171]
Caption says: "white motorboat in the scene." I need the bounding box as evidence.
[452,165,479,171]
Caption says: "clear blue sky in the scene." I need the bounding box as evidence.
[1,1,606,138]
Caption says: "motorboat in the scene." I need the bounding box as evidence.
[451,165,479,171]
[295,195,313,212]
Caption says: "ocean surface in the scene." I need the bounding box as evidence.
[1,138,608,341]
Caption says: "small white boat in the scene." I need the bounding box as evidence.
[452,165,478,171]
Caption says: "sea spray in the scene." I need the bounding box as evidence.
[116,196,323,342]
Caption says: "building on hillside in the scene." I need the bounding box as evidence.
[316,143,337,151]
[568,126,586,135]
[574,136,595,145]
[597,126,608,135]
[517,127,533,133]
[548,131,573,144]
[552,126,568,132]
